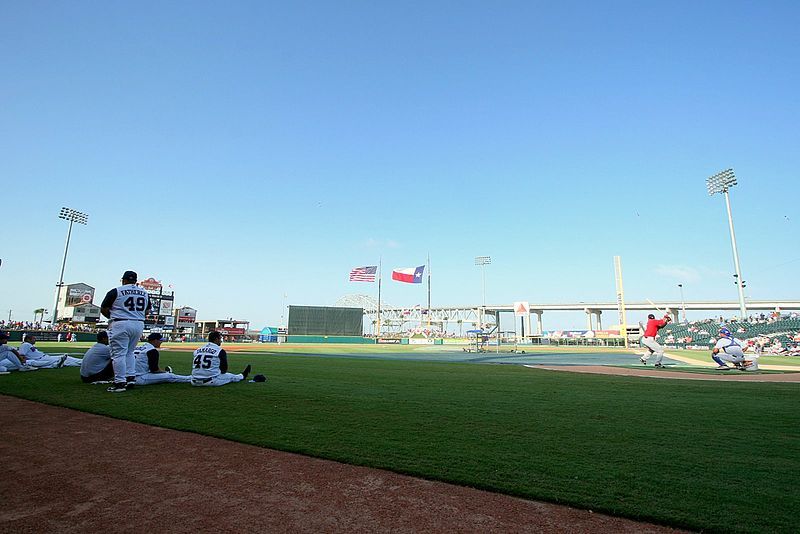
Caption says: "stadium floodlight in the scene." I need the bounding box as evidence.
[52,207,89,325]
[474,256,491,307]
[706,169,746,318]
[678,284,686,323]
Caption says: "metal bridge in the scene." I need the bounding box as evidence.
[335,295,800,334]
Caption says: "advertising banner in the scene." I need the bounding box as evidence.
[408,338,435,345]
[377,338,401,344]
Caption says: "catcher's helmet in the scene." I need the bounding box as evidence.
[719,327,732,337]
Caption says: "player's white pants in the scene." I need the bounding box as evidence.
[190,373,244,387]
[109,320,145,383]
[717,349,745,365]
[135,372,192,386]
[641,337,666,364]
[25,354,83,368]
[0,354,26,370]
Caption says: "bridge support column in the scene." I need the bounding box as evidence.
[585,308,593,330]
[532,310,543,335]
[669,308,679,324]
[595,310,602,330]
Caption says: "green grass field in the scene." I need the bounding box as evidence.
[2,343,799,532]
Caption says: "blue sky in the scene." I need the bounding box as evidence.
[1,1,797,331]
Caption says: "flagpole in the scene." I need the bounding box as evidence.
[377,257,382,337]
[427,253,431,329]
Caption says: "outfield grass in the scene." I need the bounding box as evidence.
[2,345,799,532]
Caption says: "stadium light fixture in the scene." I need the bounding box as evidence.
[677,284,686,323]
[52,207,89,325]
[706,169,746,318]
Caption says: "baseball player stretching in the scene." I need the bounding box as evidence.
[191,331,251,387]
[0,331,37,373]
[80,331,114,384]
[712,327,757,370]
[640,313,672,368]
[132,332,191,386]
[101,270,150,393]
[18,334,82,368]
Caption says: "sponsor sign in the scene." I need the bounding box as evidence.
[81,293,92,303]
[159,299,173,315]
[219,328,246,335]
[164,316,175,326]
[140,277,162,291]
[513,301,530,317]
[377,338,401,344]
[408,338,435,345]
[68,287,85,296]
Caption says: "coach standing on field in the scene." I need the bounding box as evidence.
[101,271,149,393]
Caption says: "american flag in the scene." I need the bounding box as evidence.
[349,266,377,282]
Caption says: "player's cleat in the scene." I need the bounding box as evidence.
[241,364,252,380]
[125,381,136,390]
[18,365,38,372]
[640,356,647,365]
[91,380,113,385]
[654,363,664,368]
[58,355,69,367]
[107,383,127,393]
[715,365,731,370]
[165,366,173,374]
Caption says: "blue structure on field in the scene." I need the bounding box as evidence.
[259,326,278,342]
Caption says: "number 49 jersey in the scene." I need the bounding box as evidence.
[192,342,223,379]
[110,284,149,320]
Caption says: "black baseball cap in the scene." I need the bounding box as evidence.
[147,332,163,341]
[122,270,138,281]
[253,374,267,383]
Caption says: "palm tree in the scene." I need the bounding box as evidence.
[33,308,47,324]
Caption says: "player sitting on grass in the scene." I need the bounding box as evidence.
[132,332,192,386]
[0,331,37,373]
[80,331,114,384]
[18,334,83,369]
[191,330,251,387]
[712,327,758,371]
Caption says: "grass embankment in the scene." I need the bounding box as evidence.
[2,347,799,533]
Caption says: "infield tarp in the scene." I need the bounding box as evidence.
[288,305,363,336]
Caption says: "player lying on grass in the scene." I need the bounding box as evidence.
[0,331,37,373]
[18,334,82,369]
[191,330,251,387]
[131,332,192,386]
[712,327,759,371]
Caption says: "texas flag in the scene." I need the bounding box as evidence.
[392,265,425,284]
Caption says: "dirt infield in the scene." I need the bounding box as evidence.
[527,365,800,382]
[0,395,684,534]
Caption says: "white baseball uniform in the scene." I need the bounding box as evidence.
[80,342,114,382]
[714,336,757,369]
[132,342,191,385]
[18,342,82,368]
[191,342,244,387]
[102,284,149,383]
[0,344,29,371]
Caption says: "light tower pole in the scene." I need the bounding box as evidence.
[678,284,686,323]
[52,207,89,325]
[706,169,747,318]
[475,256,491,330]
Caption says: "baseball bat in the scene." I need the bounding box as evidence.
[645,298,664,314]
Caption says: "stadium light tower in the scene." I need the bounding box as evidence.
[677,284,686,323]
[474,256,491,306]
[52,207,89,325]
[706,169,746,318]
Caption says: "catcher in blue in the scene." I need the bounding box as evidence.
[712,327,758,370]
[132,332,192,386]
[191,330,251,386]
[18,334,83,368]
[101,270,150,393]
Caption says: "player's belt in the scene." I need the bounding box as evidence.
[192,376,213,384]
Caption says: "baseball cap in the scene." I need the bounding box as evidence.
[252,374,267,383]
[147,332,163,341]
[122,270,138,282]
